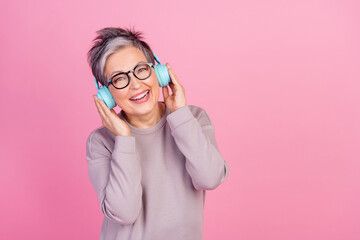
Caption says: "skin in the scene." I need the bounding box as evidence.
[93,45,187,136]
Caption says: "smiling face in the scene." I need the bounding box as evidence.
[104,45,160,117]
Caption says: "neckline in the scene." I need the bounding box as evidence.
[118,102,169,135]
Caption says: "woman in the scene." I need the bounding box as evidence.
[86,27,229,240]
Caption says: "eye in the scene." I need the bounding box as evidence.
[113,75,127,83]
[137,67,147,73]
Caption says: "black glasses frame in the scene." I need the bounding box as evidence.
[107,63,154,89]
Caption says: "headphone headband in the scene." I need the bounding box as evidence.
[153,53,161,65]
[94,77,100,90]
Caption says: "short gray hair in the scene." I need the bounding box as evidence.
[87,27,155,86]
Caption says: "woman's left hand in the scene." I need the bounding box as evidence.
[162,63,187,113]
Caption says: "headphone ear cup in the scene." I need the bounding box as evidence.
[96,86,117,109]
[154,64,170,87]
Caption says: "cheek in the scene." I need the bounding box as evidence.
[150,75,159,88]
[150,78,159,95]
[109,88,128,101]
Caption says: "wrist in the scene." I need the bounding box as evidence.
[172,104,187,113]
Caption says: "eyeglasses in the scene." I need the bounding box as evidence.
[107,63,154,89]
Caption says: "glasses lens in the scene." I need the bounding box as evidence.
[112,73,129,89]
[134,64,151,80]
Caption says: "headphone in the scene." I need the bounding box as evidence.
[94,53,170,109]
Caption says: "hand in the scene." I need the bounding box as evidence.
[162,63,187,113]
[93,95,131,136]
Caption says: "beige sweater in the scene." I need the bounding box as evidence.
[86,103,229,240]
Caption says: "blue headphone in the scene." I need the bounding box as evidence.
[94,53,170,109]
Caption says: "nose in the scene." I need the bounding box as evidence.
[128,72,142,89]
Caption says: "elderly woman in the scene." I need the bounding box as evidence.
[86,27,229,240]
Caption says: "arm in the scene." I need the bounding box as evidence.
[86,131,143,224]
[166,106,229,190]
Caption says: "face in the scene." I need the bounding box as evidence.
[104,45,160,117]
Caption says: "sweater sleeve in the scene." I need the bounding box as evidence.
[86,131,143,224]
[166,105,229,190]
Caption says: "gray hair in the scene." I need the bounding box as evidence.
[87,27,155,86]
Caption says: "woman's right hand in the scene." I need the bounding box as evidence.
[93,95,131,136]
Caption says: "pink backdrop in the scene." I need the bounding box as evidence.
[0,0,359,239]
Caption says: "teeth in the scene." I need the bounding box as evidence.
[131,90,149,100]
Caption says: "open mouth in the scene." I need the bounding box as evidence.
[130,90,150,101]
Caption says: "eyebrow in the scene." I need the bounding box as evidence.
[110,61,147,78]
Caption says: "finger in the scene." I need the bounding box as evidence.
[162,86,170,99]
[110,109,117,116]
[93,95,107,119]
[166,63,181,86]
[96,97,113,117]
[168,81,177,94]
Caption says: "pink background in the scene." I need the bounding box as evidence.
[1,0,359,239]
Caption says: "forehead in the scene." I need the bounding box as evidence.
[105,46,147,76]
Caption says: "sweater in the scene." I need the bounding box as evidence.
[86,102,229,240]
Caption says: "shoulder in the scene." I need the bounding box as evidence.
[87,126,108,143]
[187,105,214,127]
[86,126,114,155]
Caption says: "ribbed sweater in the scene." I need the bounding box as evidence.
[86,102,229,240]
